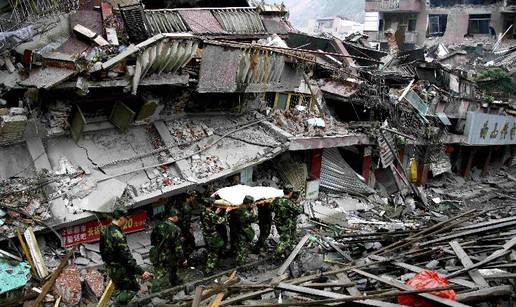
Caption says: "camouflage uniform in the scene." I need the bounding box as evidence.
[255,204,272,251]
[234,207,257,265]
[149,218,183,291]
[201,206,227,274]
[272,197,303,258]
[100,223,144,306]
[172,197,195,255]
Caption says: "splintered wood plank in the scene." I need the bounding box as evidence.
[449,240,489,287]
[352,269,473,307]
[277,283,406,307]
[277,234,310,276]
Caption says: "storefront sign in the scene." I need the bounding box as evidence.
[464,112,516,145]
[62,211,147,248]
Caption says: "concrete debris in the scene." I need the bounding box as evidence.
[84,270,104,298]
[0,0,515,305]
[54,265,82,305]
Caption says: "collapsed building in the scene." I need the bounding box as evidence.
[364,0,516,49]
[0,0,515,306]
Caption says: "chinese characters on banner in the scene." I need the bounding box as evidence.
[61,211,147,248]
[464,111,516,145]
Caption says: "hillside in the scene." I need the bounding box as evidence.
[278,0,365,30]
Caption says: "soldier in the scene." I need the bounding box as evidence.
[99,207,152,306]
[272,185,304,259]
[234,195,257,265]
[173,190,197,256]
[254,182,273,253]
[149,208,185,291]
[201,197,227,275]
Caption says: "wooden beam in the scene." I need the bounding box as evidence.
[449,240,489,287]
[456,285,513,303]
[209,292,225,307]
[97,280,114,307]
[447,236,516,278]
[352,269,473,307]
[277,234,310,276]
[33,249,74,307]
[191,287,204,307]
[17,230,37,278]
[337,273,362,296]
[277,283,404,307]
[368,254,477,289]
[420,221,516,246]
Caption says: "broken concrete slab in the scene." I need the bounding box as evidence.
[54,265,82,305]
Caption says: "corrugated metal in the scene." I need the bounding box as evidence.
[377,132,395,168]
[236,49,284,84]
[212,8,265,33]
[275,160,307,193]
[132,38,199,94]
[145,10,189,34]
[320,148,375,195]
[198,44,302,93]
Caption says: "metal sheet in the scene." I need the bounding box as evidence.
[198,44,301,93]
[320,147,375,195]
[404,90,429,116]
[212,8,265,33]
[437,112,452,126]
[145,10,188,34]
[464,111,516,145]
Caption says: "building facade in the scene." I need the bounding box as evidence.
[307,16,364,39]
[364,0,516,50]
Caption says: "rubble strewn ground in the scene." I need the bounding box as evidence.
[0,0,515,306]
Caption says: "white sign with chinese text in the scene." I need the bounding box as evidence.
[464,112,516,145]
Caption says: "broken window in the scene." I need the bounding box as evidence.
[429,14,447,36]
[407,16,417,32]
[468,14,491,34]
[275,93,288,110]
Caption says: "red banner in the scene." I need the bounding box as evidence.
[62,211,147,248]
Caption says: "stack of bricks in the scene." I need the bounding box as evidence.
[0,108,27,145]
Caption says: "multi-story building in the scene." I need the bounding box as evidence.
[307,16,364,39]
[364,0,516,50]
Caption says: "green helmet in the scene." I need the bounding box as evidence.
[168,207,179,217]
[243,195,254,204]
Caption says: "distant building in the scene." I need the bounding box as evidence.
[307,16,364,38]
[364,0,516,51]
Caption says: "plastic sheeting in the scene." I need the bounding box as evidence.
[212,184,283,205]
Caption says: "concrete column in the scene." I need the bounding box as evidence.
[310,149,323,179]
[481,147,493,177]
[417,163,429,186]
[362,146,372,184]
[463,147,477,179]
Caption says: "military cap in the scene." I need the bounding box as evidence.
[168,207,179,217]
[283,184,294,194]
[112,207,129,219]
[243,195,254,204]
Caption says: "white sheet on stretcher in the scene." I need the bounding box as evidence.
[212,184,284,206]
